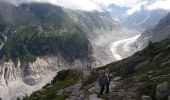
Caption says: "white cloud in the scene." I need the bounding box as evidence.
[127,0,170,15]
[127,1,147,15]
[93,0,138,7]
[39,0,138,11]
[147,0,170,10]
[1,0,138,11]
[47,0,102,11]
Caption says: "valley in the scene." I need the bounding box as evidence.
[0,0,170,100]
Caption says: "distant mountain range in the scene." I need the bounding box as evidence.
[107,0,170,30]
[136,12,170,48]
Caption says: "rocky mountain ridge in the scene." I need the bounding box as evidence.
[136,12,170,49]
[108,0,169,30]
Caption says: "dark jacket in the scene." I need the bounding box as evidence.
[99,74,108,86]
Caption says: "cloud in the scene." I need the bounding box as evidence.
[0,0,138,11]
[127,1,147,15]
[127,0,170,15]
[93,0,138,7]
[147,0,170,10]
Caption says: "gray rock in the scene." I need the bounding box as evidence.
[89,94,104,100]
[113,77,122,81]
[135,61,150,71]
[109,81,116,91]
[57,89,64,95]
[168,95,170,100]
[47,85,53,88]
[156,82,170,100]
[141,95,152,100]
[160,55,170,63]
[153,53,164,61]
[88,87,96,94]
[161,61,170,67]
[148,71,154,74]
[77,95,84,100]
[112,82,123,92]
[39,89,46,93]
[66,96,79,100]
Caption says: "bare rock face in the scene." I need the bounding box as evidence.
[0,55,93,100]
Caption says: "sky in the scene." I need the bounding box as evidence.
[1,0,138,11]
[1,0,170,11]
[147,0,170,10]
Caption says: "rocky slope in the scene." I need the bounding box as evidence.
[0,2,120,100]
[27,37,170,100]
[136,12,170,49]
[24,10,170,99]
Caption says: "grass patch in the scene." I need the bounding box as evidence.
[81,70,99,89]
[138,81,157,100]
[27,69,79,100]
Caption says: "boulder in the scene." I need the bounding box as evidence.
[168,95,170,100]
[141,95,152,100]
[113,77,122,81]
[88,87,96,94]
[156,82,170,100]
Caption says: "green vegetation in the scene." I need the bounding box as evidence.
[1,25,91,66]
[138,81,157,99]
[81,70,99,89]
[26,70,79,100]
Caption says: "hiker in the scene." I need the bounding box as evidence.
[98,70,108,97]
[86,65,89,69]
[86,65,92,70]
[105,68,112,93]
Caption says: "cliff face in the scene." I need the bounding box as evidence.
[0,55,93,100]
